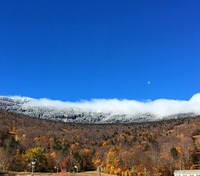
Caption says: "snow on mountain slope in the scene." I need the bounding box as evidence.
[0,94,200,123]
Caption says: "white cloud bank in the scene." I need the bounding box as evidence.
[8,93,200,117]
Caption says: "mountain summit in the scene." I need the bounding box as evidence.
[0,95,200,123]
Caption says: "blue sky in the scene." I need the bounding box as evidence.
[0,0,200,102]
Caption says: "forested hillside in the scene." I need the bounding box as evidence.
[1,110,200,176]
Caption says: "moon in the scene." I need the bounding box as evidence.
[147,81,151,85]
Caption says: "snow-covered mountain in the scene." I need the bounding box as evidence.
[0,95,200,123]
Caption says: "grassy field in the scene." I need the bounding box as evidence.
[0,171,116,176]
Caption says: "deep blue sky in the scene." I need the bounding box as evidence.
[0,0,200,101]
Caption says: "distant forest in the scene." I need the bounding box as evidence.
[1,110,200,176]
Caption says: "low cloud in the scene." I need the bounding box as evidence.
[9,93,200,117]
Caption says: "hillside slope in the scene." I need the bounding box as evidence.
[1,110,200,175]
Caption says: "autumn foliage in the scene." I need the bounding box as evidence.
[0,110,200,175]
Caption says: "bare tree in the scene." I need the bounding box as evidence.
[0,147,9,171]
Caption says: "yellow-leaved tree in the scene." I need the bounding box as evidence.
[22,147,48,172]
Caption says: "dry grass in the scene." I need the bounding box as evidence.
[1,171,116,176]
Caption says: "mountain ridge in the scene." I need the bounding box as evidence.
[0,96,199,123]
